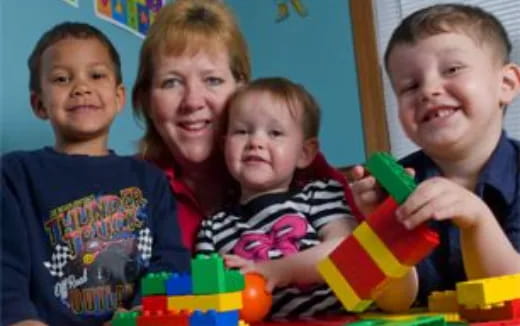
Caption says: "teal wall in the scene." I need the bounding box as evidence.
[0,0,365,167]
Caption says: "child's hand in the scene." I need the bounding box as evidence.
[349,165,387,216]
[396,177,491,230]
[224,254,291,292]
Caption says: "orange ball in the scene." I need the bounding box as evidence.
[240,273,273,323]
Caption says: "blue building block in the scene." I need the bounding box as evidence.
[189,310,239,326]
[165,272,192,295]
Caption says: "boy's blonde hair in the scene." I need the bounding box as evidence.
[132,0,251,159]
[227,77,321,139]
[384,4,512,69]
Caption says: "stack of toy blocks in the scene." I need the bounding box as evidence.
[426,273,520,325]
[112,254,248,326]
[318,152,440,312]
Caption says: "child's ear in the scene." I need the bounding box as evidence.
[499,63,520,106]
[297,137,319,169]
[30,92,48,120]
[115,84,126,113]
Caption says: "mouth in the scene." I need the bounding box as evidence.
[67,104,99,112]
[422,106,459,123]
[243,155,267,164]
[178,120,211,132]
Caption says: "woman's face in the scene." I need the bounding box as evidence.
[149,47,239,166]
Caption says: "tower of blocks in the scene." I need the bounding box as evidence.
[112,254,249,326]
[428,273,520,324]
[317,152,440,312]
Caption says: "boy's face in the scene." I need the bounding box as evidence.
[31,37,124,148]
[387,32,518,158]
[225,91,316,201]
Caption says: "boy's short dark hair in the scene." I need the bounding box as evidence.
[228,77,321,139]
[384,4,512,69]
[28,22,122,93]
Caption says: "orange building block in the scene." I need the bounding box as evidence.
[428,291,459,313]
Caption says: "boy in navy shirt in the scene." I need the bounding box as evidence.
[1,22,190,325]
[350,4,520,304]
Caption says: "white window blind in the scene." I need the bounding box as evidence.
[372,0,520,159]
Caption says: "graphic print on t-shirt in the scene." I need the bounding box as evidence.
[232,214,308,261]
[43,186,152,317]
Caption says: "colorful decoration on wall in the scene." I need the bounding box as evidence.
[275,0,308,22]
[94,0,167,38]
[62,0,79,7]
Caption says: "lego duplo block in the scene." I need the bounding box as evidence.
[317,257,373,312]
[112,311,139,326]
[329,232,388,299]
[166,273,192,295]
[142,295,167,313]
[190,310,239,326]
[353,222,409,278]
[192,254,242,294]
[168,292,242,312]
[382,315,446,325]
[456,274,520,309]
[365,152,416,204]
[137,310,189,326]
[459,298,520,322]
[141,272,172,296]
[361,308,462,323]
[167,295,196,311]
[225,269,245,292]
[365,196,439,266]
[428,291,459,313]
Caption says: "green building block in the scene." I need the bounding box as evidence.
[365,152,417,204]
[225,269,245,292]
[191,254,245,294]
[384,316,445,326]
[346,320,385,326]
[111,311,139,326]
[141,271,172,296]
[192,254,226,294]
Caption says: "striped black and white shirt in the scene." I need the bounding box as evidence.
[196,179,355,319]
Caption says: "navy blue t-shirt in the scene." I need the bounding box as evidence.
[400,131,520,303]
[1,148,190,325]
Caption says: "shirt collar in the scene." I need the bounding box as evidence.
[476,131,517,205]
[407,131,517,206]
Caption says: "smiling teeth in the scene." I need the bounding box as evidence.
[426,108,454,121]
[181,121,208,130]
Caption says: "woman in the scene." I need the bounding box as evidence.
[132,0,358,251]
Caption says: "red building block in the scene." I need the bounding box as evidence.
[365,197,439,266]
[470,319,520,326]
[142,295,167,313]
[137,310,189,326]
[329,234,388,299]
[461,299,520,322]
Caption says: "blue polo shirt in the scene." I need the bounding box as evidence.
[399,131,520,304]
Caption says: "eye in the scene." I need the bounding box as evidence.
[445,65,464,75]
[51,75,69,84]
[91,71,107,80]
[231,128,247,135]
[399,83,418,95]
[205,76,224,86]
[269,130,283,137]
[160,78,181,89]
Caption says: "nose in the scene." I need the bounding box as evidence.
[247,132,265,150]
[71,80,92,97]
[181,81,205,112]
[420,75,442,102]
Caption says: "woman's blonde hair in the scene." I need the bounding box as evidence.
[132,0,251,159]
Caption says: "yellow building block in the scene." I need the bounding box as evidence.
[317,257,372,312]
[167,292,242,312]
[428,290,459,313]
[353,223,409,278]
[456,273,520,309]
[238,321,249,326]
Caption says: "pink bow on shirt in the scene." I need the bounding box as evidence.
[232,214,309,261]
